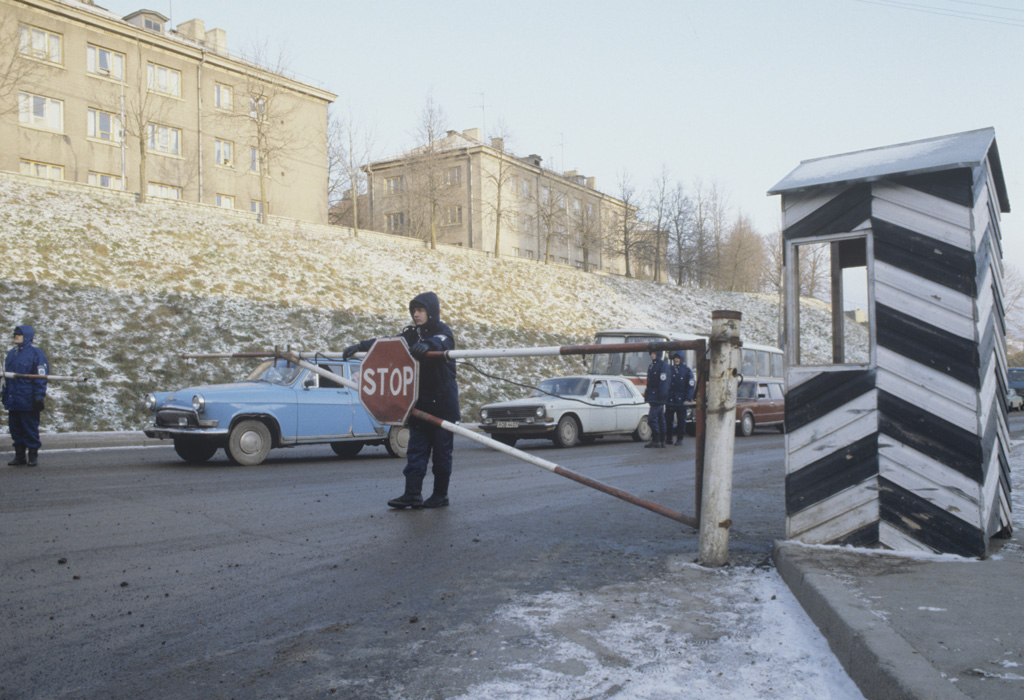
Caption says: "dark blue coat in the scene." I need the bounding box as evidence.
[3,325,49,411]
[644,354,670,406]
[355,292,460,423]
[667,351,696,408]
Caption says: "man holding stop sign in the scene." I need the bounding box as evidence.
[343,292,459,509]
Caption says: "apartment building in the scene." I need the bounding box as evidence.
[2,0,336,223]
[365,128,630,273]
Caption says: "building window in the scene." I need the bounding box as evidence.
[251,201,265,220]
[443,205,462,225]
[386,213,404,233]
[88,172,122,189]
[511,247,519,257]
[19,25,61,64]
[249,95,266,120]
[147,62,181,97]
[20,159,63,180]
[507,211,519,231]
[147,182,181,200]
[86,45,124,80]
[18,92,63,131]
[144,17,163,32]
[523,215,533,234]
[214,83,233,110]
[542,187,551,205]
[385,176,403,195]
[250,147,259,172]
[557,193,566,210]
[87,108,122,142]
[215,139,233,166]
[216,194,234,208]
[511,175,518,194]
[147,123,181,155]
[443,166,461,187]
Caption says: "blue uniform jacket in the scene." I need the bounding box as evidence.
[355,292,460,423]
[3,325,49,411]
[667,351,696,408]
[644,355,670,406]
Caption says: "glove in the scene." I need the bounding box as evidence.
[341,344,361,360]
[33,398,45,412]
[410,342,429,359]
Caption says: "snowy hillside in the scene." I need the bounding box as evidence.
[0,176,834,432]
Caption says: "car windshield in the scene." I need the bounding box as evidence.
[246,359,303,386]
[1010,368,1024,382]
[532,377,590,397]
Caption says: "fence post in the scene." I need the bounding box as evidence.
[698,310,741,567]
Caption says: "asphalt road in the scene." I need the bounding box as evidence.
[9,414,1020,700]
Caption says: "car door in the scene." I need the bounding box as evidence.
[766,382,785,424]
[294,364,356,441]
[584,380,617,433]
[610,380,644,432]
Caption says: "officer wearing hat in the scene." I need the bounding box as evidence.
[3,326,49,467]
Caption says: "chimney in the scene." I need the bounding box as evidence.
[586,176,596,189]
[526,154,542,167]
[564,169,577,178]
[490,137,504,152]
[176,18,205,42]
[462,128,482,142]
[204,28,227,53]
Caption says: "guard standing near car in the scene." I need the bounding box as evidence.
[343,292,459,509]
[643,350,670,448]
[665,351,696,445]
[3,326,49,467]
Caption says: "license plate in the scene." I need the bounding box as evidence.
[496,421,519,429]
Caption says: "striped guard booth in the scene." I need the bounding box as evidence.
[769,128,1012,558]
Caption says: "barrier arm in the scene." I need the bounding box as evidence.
[278,350,699,528]
[2,372,88,381]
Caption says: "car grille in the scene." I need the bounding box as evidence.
[156,408,199,428]
[487,406,541,421]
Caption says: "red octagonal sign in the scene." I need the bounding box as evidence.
[359,338,419,426]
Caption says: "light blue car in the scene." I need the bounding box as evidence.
[143,357,408,465]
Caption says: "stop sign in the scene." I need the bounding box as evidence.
[358,338,419,426]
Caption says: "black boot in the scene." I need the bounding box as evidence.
[675,434,685,446]
[8,446,26,466]
[664,436,673,445]
[644,433,661,449]
[387,474,424,509]
[423,474,450,508]
[27,448,38,467]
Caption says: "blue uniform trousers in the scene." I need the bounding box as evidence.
[404,423,453,479]
[666,406,687,440]
[9,410,41,449]
[647,404,666,438]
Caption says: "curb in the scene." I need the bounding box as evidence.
[772,541,969,700]
[2,431,163,452]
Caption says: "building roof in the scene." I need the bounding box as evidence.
[768,127,1009,213]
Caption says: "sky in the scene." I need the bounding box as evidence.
[97,0,1022,265]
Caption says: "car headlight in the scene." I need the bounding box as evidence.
[535,406,545,418]
[480,408,489,421]
[145,394,156,411]
[192,394,206,413]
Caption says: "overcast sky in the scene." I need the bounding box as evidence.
[101,0,1022,264]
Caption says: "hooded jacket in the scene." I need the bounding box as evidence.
[667,351,696,407]
[2,325,49,411]
[355,292,460,423]
[644,352,670,406]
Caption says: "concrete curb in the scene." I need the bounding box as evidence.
[2,431,163,452]
[772,541,969,700]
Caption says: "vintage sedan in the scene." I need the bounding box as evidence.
[144,357,408,465]
[1007,389,1024,412]
[735,379,786,437]
[478,375,651,448]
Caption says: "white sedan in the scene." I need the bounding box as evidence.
[478,375,651,448]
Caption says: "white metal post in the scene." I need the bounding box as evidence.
[698,310,741,567]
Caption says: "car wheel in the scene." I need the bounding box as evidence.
[631,415,652,442]
[553,415,580,448]
[331,441,363,459]
[227,419,272,466]
[493,434,517,447]
[173,438,218,464]
[385,426,409,458]
[738,412,754,438]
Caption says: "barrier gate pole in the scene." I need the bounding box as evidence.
[280,351,698,528]
[698,311,741,567]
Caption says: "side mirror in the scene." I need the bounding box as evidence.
[303,377,316,389]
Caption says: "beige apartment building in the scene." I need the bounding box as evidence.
[2,0,336,223]
[365,128,630,273]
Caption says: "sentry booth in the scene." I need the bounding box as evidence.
[769,128,1011,557]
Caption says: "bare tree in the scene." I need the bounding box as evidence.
[667,183,697,285]
[610,171,642,278]
[535,183,568,264]
[645,167,672,283]
[0,15,45,118]
[478,122,516,256]
[761,228,784,296]
[716,213,765,292]
[1004,264,1024,341]
[238,42,304,223]
[571,196,604,273]
[328,106,376,235]
[399,96,460,249]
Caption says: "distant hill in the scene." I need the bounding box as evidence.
[0,176,831,432]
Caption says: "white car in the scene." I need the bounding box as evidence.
[1008,389,1024,412]
[478,375,651,448]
